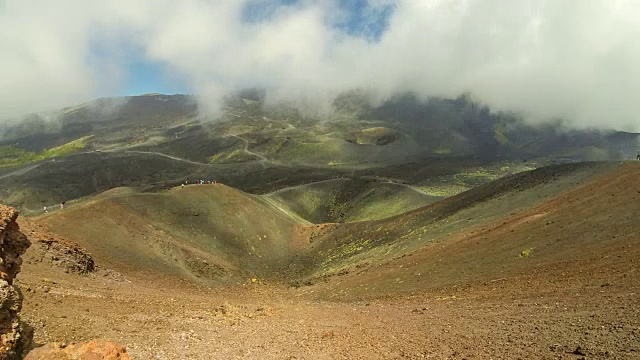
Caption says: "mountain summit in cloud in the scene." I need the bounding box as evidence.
[1,0,639,129]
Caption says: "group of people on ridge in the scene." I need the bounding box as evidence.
[44,201,66,214]
[181,180,216,188]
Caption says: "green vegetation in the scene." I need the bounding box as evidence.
[432,148,452,155]
[0,146,32,168]
[61,103,89,115]
[326,160,359,167]
[493,124,509,145]
[454,170,500,187]
[347,196,410,222]
[417,162,540,197]
[40,136,93,158]
[361,127,390,136]
[0,136,92,168]
[208,148,244,163]
[226,124,255,135]
[346,127,400,146]
[321,235,373,268]
[268,137,344,163]
[519,247,534,258]
[269,180,436,224]
[419,184,468,197]
[299,191,323,212]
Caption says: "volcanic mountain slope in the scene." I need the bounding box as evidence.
[0,94,197,153]
[15,161,640,359]
[266,178,442,223]
[29,160,630,288]
[0,150,346,214]
[0,142,524,215]
[296,161,639,298]
[2,92,639,215]
[31,184,312,285]
[27,179,438,284]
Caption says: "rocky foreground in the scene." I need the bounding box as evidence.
[3,162,640,359]
[0,205,31,359]
[24,339,131,360]
[0,205,132,359]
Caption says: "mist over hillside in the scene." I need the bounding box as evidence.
[1,90,637,163]
[1,89,638,213]
[2,1,640,130]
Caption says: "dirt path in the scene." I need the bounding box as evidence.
[108,149,208,166]
[360,175,430,195]
[257,196,312,225]
[0,163,43,180]
[382,180,429,195]
[265,176,430,198]
[264,178,349,196]
[230,134,270,169]
[0,149,206,182]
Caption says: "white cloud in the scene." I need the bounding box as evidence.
[1,0,639,129]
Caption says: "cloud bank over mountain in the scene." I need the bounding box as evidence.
[1,0,639,129]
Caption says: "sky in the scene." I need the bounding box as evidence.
[1,0,639,129]
[120,60,189,96]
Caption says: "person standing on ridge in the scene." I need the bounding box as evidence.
[637,150,640,160]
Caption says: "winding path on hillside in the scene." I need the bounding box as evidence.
[257,196,312,225]
[0,150,207,182]
[0,154,80,180]
[230,134,270,169]
[0,143,268,182]
[264,177,349,196]
[264,176,430,197]
[357,175,430,196]
[0,163,43,180]
[390,182,429,195]
[114,150,208,166]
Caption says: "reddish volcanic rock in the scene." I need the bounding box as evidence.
[0,204,32,360]
[18,218,95,275]
[24,339,133,360]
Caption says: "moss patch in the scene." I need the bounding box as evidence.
[519,247,534,258]
[432,148,452,155]
[0,136,93,168]
[494,123,509,145]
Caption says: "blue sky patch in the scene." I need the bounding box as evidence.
[241,0,299,24]
[121,61,189,97]
[242,0,395,41]
[330,0,395,42]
